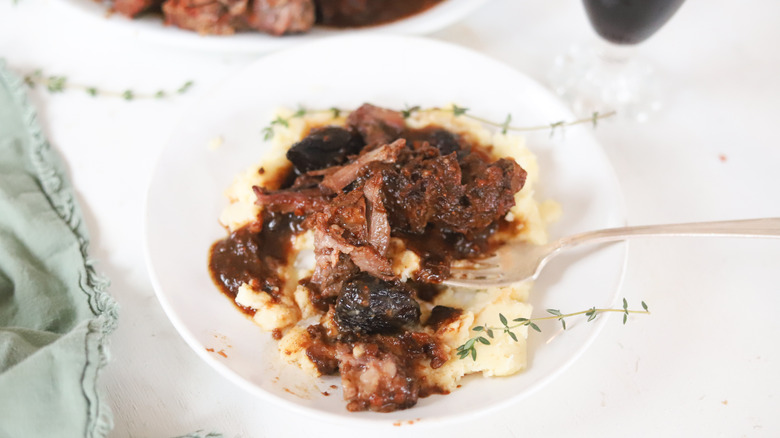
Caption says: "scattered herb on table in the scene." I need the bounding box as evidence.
[22,69,194,100]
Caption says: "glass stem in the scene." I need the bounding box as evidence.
[594,39,638,66]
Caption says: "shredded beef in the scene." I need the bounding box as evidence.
[253,186,327,216]
[362,173,391,255]
[320,139,405,192]
[346,103,406,148]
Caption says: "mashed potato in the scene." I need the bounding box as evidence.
[219,105,558,394]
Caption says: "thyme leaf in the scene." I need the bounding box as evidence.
[500,113,513,135]
[451,104,469,116]
[401,104,421,119]
[177,80,194,94]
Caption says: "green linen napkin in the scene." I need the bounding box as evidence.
[0,61,118,437]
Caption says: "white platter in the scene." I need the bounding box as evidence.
[144,34,627,425]
[56,0,490,53]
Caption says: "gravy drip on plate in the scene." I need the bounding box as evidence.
[209,212,303,315]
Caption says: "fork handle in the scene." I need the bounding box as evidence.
[558,218,780,248]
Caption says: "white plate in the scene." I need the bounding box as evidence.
[145,34,627,426]
[56,0,489,53]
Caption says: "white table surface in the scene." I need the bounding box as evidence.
[2,0,780,436]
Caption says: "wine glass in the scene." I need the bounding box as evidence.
[549,0,686,121]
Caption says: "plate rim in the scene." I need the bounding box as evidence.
[143,33,628,426]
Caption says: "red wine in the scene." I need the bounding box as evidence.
[583,0,685,45]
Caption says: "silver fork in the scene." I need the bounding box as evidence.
[444,218,780,288]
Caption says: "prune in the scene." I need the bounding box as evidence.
[335,273,420,334]
[424,129,462,156]
[403,127,463,156]
[286,126,364,173]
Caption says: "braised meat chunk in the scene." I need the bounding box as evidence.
[337,341,417,412]
[337,332,447,412]
[160,0,314,35]
[162,0,247,35]
[244,0,316,35]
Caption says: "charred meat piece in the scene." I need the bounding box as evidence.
[347,103,406,147]
[162,0,246,35]
[335,273,420,334]
[244,0,316,35]
[286,126,364,174]
[113,0,164,17]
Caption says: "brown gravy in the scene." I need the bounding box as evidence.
[208,211,302,315]
[316,0,445,28]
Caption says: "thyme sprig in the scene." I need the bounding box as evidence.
[260,105,615,141]
[433,105,616,136]
[456,299,650,361]
[22,69,194,100]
